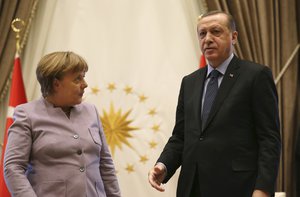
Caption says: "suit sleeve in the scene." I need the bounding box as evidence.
[157,77,185,183]
[94,106,121,197]
[4,106,37,197]
[252,66,281,194]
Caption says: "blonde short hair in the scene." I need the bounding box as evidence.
[36,51,88,97]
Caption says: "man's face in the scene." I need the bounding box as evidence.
[197,13,238,68]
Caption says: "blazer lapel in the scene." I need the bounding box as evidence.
[193,68,207,131]
[202,56,240,131]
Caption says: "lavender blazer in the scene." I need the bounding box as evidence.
[4,98,121,197]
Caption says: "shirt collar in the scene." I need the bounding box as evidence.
[206,53,234,78]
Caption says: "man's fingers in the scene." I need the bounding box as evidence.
[148,166,166,192]
[149,174,165,192]
[154,164,163,172]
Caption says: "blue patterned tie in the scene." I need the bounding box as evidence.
[202,69,220,129]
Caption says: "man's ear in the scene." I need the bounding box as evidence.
[232,31,238,45]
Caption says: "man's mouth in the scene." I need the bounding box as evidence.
[205,47,215,51]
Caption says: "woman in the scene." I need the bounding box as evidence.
[4,51,121,197]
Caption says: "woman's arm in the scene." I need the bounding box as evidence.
[4,106,37,197]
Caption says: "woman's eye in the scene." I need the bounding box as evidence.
[74,76,82,83]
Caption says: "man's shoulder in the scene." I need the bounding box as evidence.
[234,58,274,82]
[237,58,269,72]
[184,68,204,79]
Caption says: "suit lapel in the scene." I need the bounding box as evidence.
[193,68,207,131]
[202,56,240,131]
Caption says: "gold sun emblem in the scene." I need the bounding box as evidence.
[100,103,139,156]
[88,83,163,174]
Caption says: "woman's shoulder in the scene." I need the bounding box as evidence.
[77,101,95,109]
[75,102,98,114]
[15,98,44,110]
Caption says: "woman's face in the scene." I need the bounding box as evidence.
[53,70,88,106]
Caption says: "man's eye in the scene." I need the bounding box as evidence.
[199,31,206,38]
[211,29,222,36]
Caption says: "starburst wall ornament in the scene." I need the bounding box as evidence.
[101,103,138,156]
[85,82,164,174]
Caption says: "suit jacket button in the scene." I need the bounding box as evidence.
[79,167,85,172]
[199,136,204,141]
[77,150,82,155]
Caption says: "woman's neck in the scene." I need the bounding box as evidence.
[45,96,72,117]
[61,107,71,118]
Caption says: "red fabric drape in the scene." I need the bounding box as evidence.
[199,54,206,68]
[0,54,27,197]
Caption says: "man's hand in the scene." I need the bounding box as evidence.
[252,189,270,197]
[148,163,167,192]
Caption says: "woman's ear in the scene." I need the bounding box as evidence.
[53,78,60,91]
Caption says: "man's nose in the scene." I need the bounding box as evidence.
[204,32,213,43]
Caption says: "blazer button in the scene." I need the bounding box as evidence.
[199,136,204,141]
[73,134,79,139]
[79,167,85,172]
[77,150,82,155]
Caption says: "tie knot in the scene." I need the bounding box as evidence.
[209,69,220,79]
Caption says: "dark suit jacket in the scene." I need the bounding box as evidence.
[157,56,281,197]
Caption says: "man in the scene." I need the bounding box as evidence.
[148,11,281,197]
